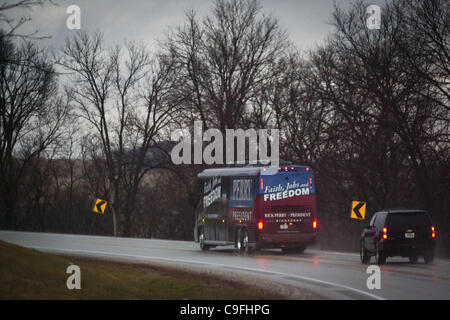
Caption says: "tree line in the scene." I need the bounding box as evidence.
[0,0,448,255]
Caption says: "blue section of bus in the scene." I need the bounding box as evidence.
[228,167,315,207]
[228,179,258,208]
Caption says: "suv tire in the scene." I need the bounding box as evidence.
[409,253,419,264]
[360,240,370,264]
[375,241,386,265]
[424,252,434,264]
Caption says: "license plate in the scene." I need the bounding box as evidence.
[405,232,415,239]
[280,224,288,230]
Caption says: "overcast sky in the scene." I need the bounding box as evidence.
[6,0,386,50]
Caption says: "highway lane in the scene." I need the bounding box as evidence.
[1,230,449,300]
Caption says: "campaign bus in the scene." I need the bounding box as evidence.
[194,165,317,253]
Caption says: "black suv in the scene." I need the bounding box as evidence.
[360,210,436,265]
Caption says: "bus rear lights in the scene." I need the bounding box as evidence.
[258,220,264,230]
[312,219,317,230]
[432,226,436,238]
[260,178,264,191]
[278,166,295,172]
[382,227,388,240]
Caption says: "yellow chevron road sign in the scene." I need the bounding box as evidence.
[351,201,366,220]
[92,199,107,215]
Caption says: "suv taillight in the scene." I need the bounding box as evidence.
[431,226,436,239]
[312,219,317,230]
[382,227,388,240]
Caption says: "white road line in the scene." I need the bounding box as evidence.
[32,245,386,301]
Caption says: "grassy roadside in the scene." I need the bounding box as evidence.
[0,240,283,300]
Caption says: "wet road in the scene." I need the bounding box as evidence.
[1,230,449,300]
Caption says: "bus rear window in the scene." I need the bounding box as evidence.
[231,178,253,201]
[386,212,430,228]
[261,170,314,195]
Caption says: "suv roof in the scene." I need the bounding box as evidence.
[377,209,426,215]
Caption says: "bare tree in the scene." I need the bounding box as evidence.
[59,31,180,236]
[0,34,69,228]
[400,0,449,106]
[282,0,450,252]
[164,0,288,132]
[0,0,54,39]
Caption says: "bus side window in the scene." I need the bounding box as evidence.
[369,214,377,228]
[231,178,252,201]
[375,212,386,231]
[232,179,238,200]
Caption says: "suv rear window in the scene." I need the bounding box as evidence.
[386,212,430,228]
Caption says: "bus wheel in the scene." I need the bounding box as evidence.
[237,228,251,254]
[199,227,210,251]
[282,246,306,254]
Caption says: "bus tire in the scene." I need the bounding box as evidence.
[236,228,251,254]
[281,246,306,254]
[198,227,210,251]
